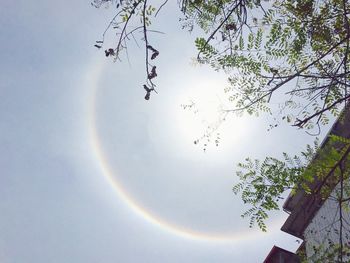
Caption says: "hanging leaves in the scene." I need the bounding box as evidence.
[147,45,159,60]
[143,85,152,100]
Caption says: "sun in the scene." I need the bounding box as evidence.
[148,70,252,161]
[175,79,227,145]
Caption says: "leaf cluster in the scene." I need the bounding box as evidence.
[186,0,350,130]
[233,133,350,232]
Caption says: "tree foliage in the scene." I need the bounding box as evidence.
[92,0,350,260]
[92,0,350,130]
[233,127,350,261]
[185,0,350,130]
[232,141,318,231]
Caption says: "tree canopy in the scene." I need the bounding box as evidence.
[92,0,350,131]
[92,0,350,260]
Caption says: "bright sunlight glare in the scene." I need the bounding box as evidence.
[150,72,254,162]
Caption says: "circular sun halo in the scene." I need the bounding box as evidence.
[88,60,277,242]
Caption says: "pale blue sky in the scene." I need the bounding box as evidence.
[0,1,331,262]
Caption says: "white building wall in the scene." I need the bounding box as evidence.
[303,182,350,262]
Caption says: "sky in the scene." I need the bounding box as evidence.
[0,1,333,262]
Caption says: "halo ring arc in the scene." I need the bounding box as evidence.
[87,60,268,242]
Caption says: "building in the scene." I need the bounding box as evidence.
[264,110,350,262]
[263,246,300,263]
